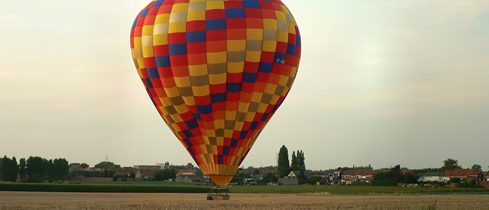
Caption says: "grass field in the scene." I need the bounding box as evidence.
[1,181,489,195]
[1,192,489,209]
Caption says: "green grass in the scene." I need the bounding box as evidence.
[0,182,209,193]
[229,185,489,195]
[1,182,488,195]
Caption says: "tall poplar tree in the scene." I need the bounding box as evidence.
[277,145,290,177]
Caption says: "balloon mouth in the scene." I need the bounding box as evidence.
[208,175,234,187]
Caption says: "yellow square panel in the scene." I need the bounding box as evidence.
[206,1,224,10]
[227,62,244,73]
[192,86,210,96]
[291,67,298,76]
[252,92,263,102]
[247,29,263,40]
[142,25,154,36]
[278,31,288,42]
[190,0,206,4]
[175,104,189,114]
[172,3,189,13]
[262,40,277,52]
[214,119,225,128]
[188,11,205,21]
[174,76,191,87]
[142,36,153,47]
[153,34,168,45]
[142,46,154,58]
[225,111,237,120]
[263,19,278,30]
[209,73,226,85]
[238,102,249,113]
[182,96,196,106]
[258,103,268,112]
[189,64,208,76]
[136,58,145,69]
[245,113,255,122]
[278,75,289,86]
[165,87,180,97]
[154,23,169,35]
[169,22,186,33]
[245,51,261,62]
[264,84,277,94]
[234,122,244,130]
[224,129,234,138]
[216,137,224,145]
[275,11,286,21]
[155,14,170,24]
[227,40,246,51]
[171,123,181,131]
[207,52,227,64]
[288,23,297,33]
[133,37,142,48]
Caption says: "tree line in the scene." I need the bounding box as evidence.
[371,158,485,186]
[0,156,69,183]
[278,146,307,179]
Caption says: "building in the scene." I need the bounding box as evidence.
[418,172,449,183]
[341,169,378,185]
[486,172,489,182]
[175,174,204,183]
[134,165,161,170]
[174,168,205,183]
[135,169,159,180]
[443,168,482,183]
[278,171,299,185]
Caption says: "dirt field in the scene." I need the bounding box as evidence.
[1,192,489,210]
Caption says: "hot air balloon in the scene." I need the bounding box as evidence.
[130,0,301,189]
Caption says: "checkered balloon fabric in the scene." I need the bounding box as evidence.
[130,0,301,186]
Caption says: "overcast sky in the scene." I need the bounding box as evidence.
[1,0,488,170]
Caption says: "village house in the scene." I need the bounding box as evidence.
[443,168,482,184]
[278,171,299,185]
[327,171,342,185]
[134,165,161,170]
[341,169,378,185]
[135,168,159,180]
[175,168,205,183]
[418,172,449,183]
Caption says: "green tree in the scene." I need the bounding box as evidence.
[26,156,48,182]
[95,161,121,170]
[50,159,69,181]
[442,158,461,170]
[277,145,290,177]
[389,165,402,182]
[298,150,306,173]
[1,156,18,182]
[154,169,176,181]
[259,172,278,184]
[10,157,18,182]
[472,164,482,171]
[81,163,89,169]
[19,158,27,180]
[0,156,6,181]
[291,151,298,171]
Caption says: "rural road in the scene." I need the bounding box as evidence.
[1,192,489,209]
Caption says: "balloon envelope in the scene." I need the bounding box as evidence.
[130,0,301,187]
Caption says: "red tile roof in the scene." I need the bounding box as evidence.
[342,169,378,176]
[443,168,480,177]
